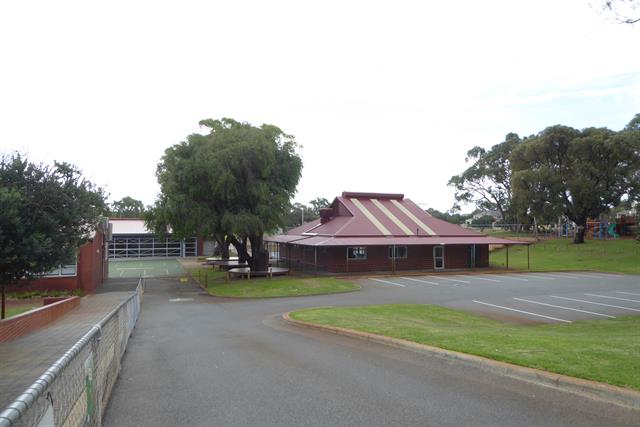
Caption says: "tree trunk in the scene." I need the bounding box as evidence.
[220,243,230,260]
[573,225,587,244]
[229,235,250,264]
[248,236,269,271]
[1,284,5,320]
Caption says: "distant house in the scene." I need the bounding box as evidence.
[265,192,525,273]
[108,218,202,259]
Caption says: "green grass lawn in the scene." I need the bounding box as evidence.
[189,267,360,297]
[490,238,640,274]
[5,305,38,318]
[290,304,640,390]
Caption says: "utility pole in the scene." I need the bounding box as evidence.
[301,206,304,225]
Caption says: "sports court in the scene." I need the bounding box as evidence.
[108,259,184,278]
[359,271,640,324]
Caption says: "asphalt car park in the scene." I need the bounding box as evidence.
[358,272,640,324]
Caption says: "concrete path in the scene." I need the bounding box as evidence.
[0,289,134,409]
[103,276,639,427]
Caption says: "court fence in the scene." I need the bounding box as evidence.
[0,278,145,427]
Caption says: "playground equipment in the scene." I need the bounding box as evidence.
[586,220,619,239]
[558,222,576,238]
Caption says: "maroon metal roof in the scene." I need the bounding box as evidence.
[285,236,529,247]
[268,192,527,246]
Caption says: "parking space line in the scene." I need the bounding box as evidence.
[550,296,640,312]
[515,274,554,281]
[370,278,406,287]
[459,275,501,282]
[428,276,469,284]
[497,275,528,282]
[584,293,640,303]
[616,291,640,297]
[584,272,623,278]
[401,277,440,286]
[513,298,615,318]
[549,273,582,279]
[472,300,572,323]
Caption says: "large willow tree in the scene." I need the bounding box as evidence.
[146,118,302,270]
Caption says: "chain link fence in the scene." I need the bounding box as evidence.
[0,278,144,427]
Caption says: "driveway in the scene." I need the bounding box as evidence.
[103,273,640,427]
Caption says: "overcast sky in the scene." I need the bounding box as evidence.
[1,0,639,212]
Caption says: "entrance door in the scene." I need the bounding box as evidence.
[433,246,444,270]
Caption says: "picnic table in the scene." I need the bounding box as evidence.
[205,259,248,271]
[226,267,289,280]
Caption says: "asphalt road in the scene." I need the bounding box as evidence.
[103,273,640,427]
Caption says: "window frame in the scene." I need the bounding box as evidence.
[388,246,408,259]
[346,246,367,260]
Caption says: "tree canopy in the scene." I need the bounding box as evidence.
[146,118,302,270]
[448,133,521,224]
[108,196,146,218]
[450,114,640,243]
[285,197,330,228]
[598,0,640,24]
[0,153,106,318]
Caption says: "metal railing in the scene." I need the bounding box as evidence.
[0,278,145,427]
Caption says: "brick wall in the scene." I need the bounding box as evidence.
[7,230,108,294]
[284,243,490,273]
[0,296,80,342]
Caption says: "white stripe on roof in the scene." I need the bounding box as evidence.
[390,199,436,236]
[371,199,413,236]
[350,198,391,235]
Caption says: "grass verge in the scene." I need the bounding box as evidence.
[189,268,359,297]
[290,304,640,390]
[4,305,38,318]
[490,238,640,274]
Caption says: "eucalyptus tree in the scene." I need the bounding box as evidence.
[448,133,522,224]
[511,122,640,243]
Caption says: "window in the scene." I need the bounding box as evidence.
[44,263,77,277]
[433,246,444,269]
[347,247,367,260]
[388,246,407,259]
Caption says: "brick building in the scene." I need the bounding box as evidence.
[265,192,526,273]
[7,222,109,293]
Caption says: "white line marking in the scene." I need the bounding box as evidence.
[119,270,124,277]
[546,273,581,279]
[584,293,640,303]
[497,275,528,282]
[401,277,440,286]
[616,291,640,296]
[459,275,501,282]
[516,274,554,281]
[550,296,640,312]
[531,273,570,279]
[513,298,615,318]
[472,300,572,323]
[371,278,406,287]
[428,275,470,284]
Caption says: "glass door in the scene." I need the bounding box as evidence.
[433,246,444,270]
